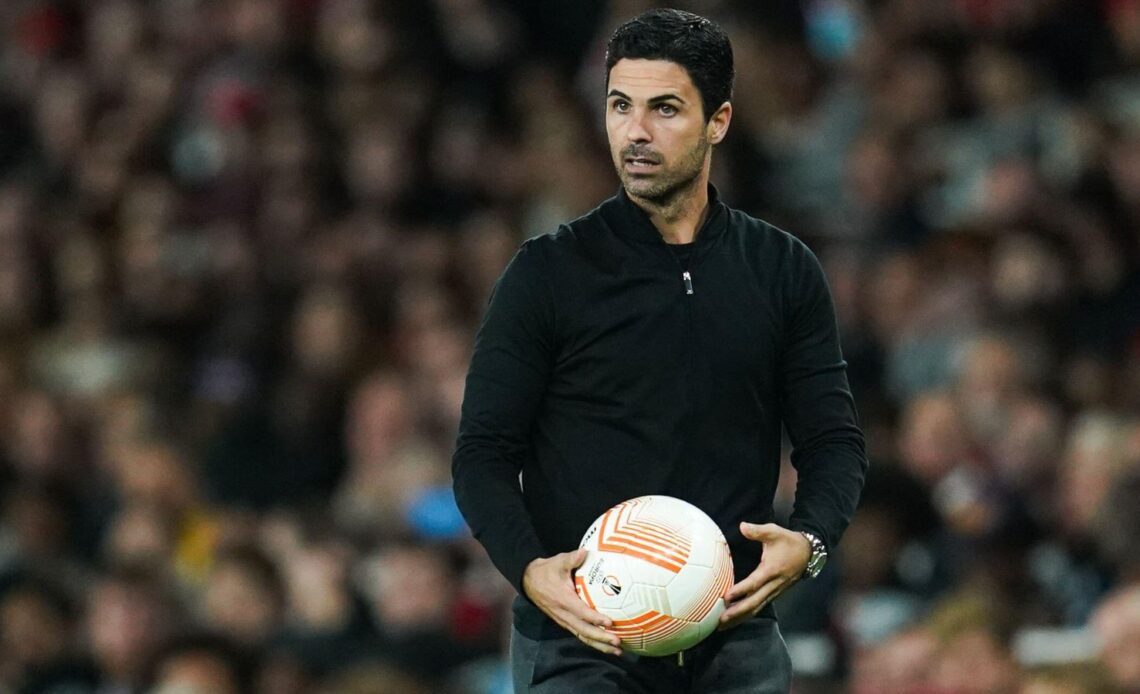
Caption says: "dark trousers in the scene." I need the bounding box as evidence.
[510,617,793,693]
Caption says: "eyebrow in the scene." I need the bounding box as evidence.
[607,89,687,105]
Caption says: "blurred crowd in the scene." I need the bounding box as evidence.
[0,0,1138,692]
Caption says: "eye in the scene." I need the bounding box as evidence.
[612,100,631,113]
[656,103,678,116]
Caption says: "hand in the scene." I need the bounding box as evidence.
[719,522,811,631]
[522,548,623,656]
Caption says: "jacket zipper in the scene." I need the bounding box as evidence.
[660,236,698,506]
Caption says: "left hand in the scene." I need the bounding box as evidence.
[718,522,811,631]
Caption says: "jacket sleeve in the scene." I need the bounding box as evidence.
[779,241,869,551]
[452,242,554,596]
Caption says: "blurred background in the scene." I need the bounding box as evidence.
[0,0,1138,692]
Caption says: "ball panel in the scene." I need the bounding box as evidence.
[639,617,703,656]
[674,539,733,623]
[624,582,671,618]
[596,499,690,574]
[631,496,691,535]
[679,509,723,569]
[695,598,726,641]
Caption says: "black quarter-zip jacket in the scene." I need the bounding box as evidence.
[453,186,868,638]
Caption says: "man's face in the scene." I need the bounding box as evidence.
[606,59,725,204]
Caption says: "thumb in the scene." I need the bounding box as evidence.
[565,547,588,570]
[740,522,779,541]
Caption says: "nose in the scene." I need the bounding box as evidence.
[626,108,651,143]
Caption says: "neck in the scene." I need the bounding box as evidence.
[628,169,711,245]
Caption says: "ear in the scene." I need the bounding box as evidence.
[706,102,732,145]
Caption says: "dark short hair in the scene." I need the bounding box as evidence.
[605,8,734,122]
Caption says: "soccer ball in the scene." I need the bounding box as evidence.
[574,495,734,656]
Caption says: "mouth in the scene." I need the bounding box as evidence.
[624,157,661,171]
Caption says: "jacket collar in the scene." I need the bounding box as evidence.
[602,183,728,247]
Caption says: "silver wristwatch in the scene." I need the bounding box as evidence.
[798,531,828,579]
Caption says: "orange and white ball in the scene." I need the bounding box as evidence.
[574,495,734,656]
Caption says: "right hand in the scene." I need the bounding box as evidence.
[522,548,623,656]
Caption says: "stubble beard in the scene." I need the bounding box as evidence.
[618,133,710,210]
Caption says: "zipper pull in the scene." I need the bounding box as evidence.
[682,271,693,295]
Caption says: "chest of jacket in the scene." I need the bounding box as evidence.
[541,232,785,429]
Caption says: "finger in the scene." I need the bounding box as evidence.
[723,574,786,620]
[559,612,622,652]
[566,606,619,641]
[576,627,624,656]
[740,521,779,542]
[564,598,614,629]
[554,594,618,640]
[720,579,782,631]
[578,632,623,656]
[562,590,614,629]
[724,567,775,603]
[567,613,621,646]
[720,576,787,626]
[719,604,757,631]
[718,606,754,631]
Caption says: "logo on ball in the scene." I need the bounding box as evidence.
[601,575,622,596]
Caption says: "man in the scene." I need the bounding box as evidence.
[452,8,867,693]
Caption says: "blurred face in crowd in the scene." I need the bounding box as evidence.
[1091,585,1140,689]
[9,390,68,476]
[103,502,176,568]
[875,50,950,130]
[344,122,413,204]
[456,210,516,302]
[957,336,1026,439]
[316,0,396,75]
[282,541,353,630]
[363,545,454,631]
[1058,414,1125,537]
[0,587,69,671]
[850,627,937,694]
[152,650,240,694]
[898,392,968,485]
[112,443,196,510]
[865,251,921,342]
[845,131,904,209]
[290,284,362,375]
[838,506,903,591]
[203,557,283,646]
[346,373,415,463]
[966,45,1035,116]
[87,579,172,682]
[605,59,730,206]
[256,651,311,694]
[930,627,1019,694]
